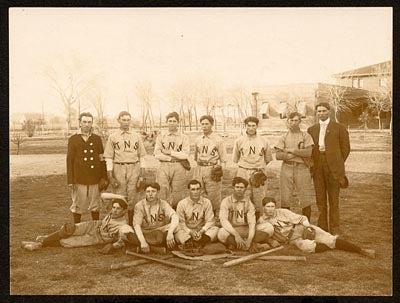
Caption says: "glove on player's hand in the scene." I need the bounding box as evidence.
[211,165,223,182]
[271,228,289,244]
[180,159,191,171]
[98,178,109,192]
[302,226,316,240]
[98,243,115,254]
[250,171,267,188]
[182,247,205,257]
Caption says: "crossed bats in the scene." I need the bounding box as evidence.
[110,246,306,271]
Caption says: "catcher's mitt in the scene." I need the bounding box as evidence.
[180,159,191,171]
[302,226,316,240]
[182,247,205,257]
[136,176,147,192]
[202,242,227,255]
[98,178,109,192]
[211,165,223,182]
[249,171,267,188]
[271,228,289,244]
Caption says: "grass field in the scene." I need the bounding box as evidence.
[10,169,392,295]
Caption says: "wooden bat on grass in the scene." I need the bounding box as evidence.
[110,255,173,270]
[223,246,284,267]
[126,250,196,271]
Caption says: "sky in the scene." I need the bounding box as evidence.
[9,7,392,119]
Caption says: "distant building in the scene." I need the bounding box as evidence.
[333,60,392,93]
[251,60,392,129]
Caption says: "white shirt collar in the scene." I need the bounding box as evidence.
[319,117,330,125]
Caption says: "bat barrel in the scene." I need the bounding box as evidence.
[126,250,196,271]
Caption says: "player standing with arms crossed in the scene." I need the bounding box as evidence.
[103,111,147,226]
[67,112,108,223]
[193,115,226,218]
[232,116,273,219]
[154,112,191,209]
[274,112,314,221]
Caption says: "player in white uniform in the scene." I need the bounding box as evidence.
[275,112,314,220]
[193,115,227,217]
[21,196,133,252]
[103,111,147,226]
[217,177,273,252]
[174,180,219,248]
[256,197,375,258]
[233,116,273,219]
[154,112,190,209]
[127,182,179,252]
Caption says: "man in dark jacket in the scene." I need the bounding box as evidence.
[307,103,350,235]
[67,112,108,223]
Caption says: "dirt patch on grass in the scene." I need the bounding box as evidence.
[10,173,392,295]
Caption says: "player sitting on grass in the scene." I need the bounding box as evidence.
[217,177,273,253]
[123,182,180,254]
[257,196,375,258]
[21,194,134,252]
[174,180,219,249]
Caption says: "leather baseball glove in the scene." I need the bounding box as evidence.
[136,176,147,192]
[249,171,267,188]
[211,165,223,182]
[98,178,109,192]
[271,228,289,244]
[180,159,191,171]
[302,226,316,240]
[182,247,205,257]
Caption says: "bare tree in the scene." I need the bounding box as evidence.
[11,132,24,155]
[367,63,392,131]
[42,55,100,134]
[327,84,358,123]
[227,85,251,126]
[136,81,156,133]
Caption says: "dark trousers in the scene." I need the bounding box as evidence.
[312,154,340,233]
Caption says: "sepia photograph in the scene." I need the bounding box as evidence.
[9,7,392,295]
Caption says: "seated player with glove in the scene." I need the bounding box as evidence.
[21,193,134,253]
[124,182,180,253]
[174,180,219,250]
[217,177,272,253]
[256,197,375,258]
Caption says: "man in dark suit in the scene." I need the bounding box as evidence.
[307,102,350,235]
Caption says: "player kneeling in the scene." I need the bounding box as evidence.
[21,196,134,253]
[174,180,219,250]
[257,197,375,258]
[217,177,273,253]
[123,182,179,254]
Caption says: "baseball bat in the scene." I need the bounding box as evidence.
[126,250,196,271]
[223,246,284,267]
[226,255,306,261]
[110,255,173,270]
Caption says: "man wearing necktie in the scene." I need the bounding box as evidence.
[307,102,350,235]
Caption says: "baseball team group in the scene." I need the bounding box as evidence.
[21,102,375,259]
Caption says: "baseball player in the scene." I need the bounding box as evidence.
[193,115,226,217]
[174,180,219,249]
[274,112,314,221]
[217,177,272,252]
[67,112,108,223]
[103,111,148,226]
[153,112,190,209]
[232,116,273,219]
[127,182,179,253]
[21,194,134,252]
[257,197,375,258]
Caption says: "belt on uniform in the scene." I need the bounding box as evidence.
[238,166,262,171]
[160,160,182,163]
[197,162,216,167]
[283,161,304,166]
[114,162,138,165]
